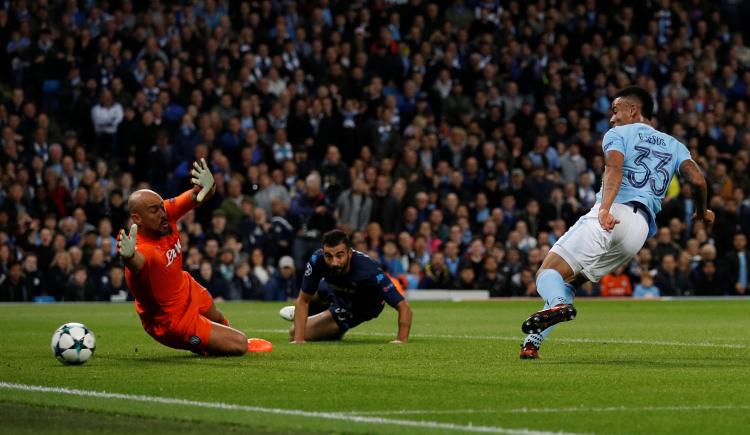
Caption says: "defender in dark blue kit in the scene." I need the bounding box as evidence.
[290,230,413,343]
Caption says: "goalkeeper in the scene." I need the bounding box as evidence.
[117,159,272,355]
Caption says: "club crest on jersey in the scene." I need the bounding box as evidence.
[305,262,312,276]
[165,239,182,267]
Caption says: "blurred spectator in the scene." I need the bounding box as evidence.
[478,255,508,297]
[64,266,93,301]
[654,254,693,296]
[0,262,29,301]
[721,233,749,295]
[652,228,682,265]
[88,249,109,301]
[264,255,297,301]
[194,259,228,301]
[633,272,661,299]
[102,266,130,302]
[217,249,237,289]
[693,260,722,296]
[90,89,123,158]
[336,177,372,233]
[291,172,335,270]
[381,240,405,277]
[599,267,633,297]
[231,262,262,301]
[249,248,274,289]
[512,268,537,297]
[455,263,480,290]
[404,262,422,290]
[421,252,452,289]
[22,253,45,300]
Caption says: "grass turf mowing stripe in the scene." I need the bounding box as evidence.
[0,382,584,435]
[345,404,750,415]
[0,401,287,435]
[256,328,746,349]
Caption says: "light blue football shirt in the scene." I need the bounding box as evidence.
[595,122,693,238]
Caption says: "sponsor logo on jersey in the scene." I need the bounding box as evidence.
[165,239,182,267]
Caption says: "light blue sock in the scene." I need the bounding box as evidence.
[535,269,573,307]
[523,275,576,348]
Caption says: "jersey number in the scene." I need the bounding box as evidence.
[627,146,672,196]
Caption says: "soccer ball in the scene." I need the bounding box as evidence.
[51,323,96,365]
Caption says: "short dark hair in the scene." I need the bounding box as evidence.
[322,229,351,249]
[615,86,654,119]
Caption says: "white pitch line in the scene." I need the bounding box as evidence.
[344,404,750,416]
[0,382,583,435]
[255,329,748,349]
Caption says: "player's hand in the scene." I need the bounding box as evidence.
[290,340,306,344]
[390,339,405,345]
[598,208,620,231]
[117,224,138,259]
[191,158,214,203]
[692,209,715,224]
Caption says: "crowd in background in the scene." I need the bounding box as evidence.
[0,0,749,303]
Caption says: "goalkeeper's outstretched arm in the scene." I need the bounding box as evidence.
[190,158,216,205]
[118,224,145,273]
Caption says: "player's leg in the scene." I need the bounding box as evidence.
[520,213,597,358]
[194,282,272,354]
[204,321,250,356]
[522,204,648,358]
[521,278,577,358]
[202,301,230,326]
[279,280,334,321]
[288,309,343,341]
[523,252,579,326]
[536,251,577,304]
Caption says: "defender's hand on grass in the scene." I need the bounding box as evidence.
[117,224,138,259]
[191,158,215,203]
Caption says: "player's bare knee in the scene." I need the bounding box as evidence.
[232,335,248,355]
[234,343,248,356]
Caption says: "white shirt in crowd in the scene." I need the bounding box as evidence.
[91,102,124,135]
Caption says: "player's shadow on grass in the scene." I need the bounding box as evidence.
[337,337,399,345]
[113,354,275,365]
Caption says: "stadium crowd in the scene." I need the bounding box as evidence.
[0,0,749,303]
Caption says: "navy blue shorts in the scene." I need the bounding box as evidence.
[327,303,384,334]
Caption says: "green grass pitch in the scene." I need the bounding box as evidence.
[1,300,748,434]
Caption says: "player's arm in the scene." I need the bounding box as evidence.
[679,159,714,223]
[292,290,313,343]
[190,158,216,205]
[165,158,216,221]
[392,299,412,344]
[380,277,412,343]
[117,224,145,273]
[292,252,324,343]
[599,149,624,231]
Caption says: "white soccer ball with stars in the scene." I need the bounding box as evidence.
[51,323,96,365]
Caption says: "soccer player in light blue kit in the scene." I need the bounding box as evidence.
[519,86,715,359]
